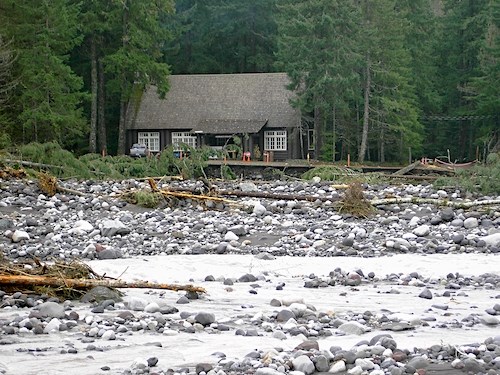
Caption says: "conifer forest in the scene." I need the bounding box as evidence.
[0,0,498,163]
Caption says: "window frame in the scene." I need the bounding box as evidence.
[264,130,287,151]
[137,131,160,152]
[171,131,197,149]
[308,129,315,150]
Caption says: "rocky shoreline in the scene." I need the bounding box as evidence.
[0,177,499,375]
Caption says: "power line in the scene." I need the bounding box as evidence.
[421,114,498,121]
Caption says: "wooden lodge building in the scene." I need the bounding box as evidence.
[126,73,316,161]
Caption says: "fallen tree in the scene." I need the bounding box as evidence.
[0,258,206,298]
[370,197,500,208]
[0,275,205,294]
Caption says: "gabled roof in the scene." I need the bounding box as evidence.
[129,73,300,133]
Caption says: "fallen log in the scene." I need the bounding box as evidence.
[166,186,336,202]
[393,160,421,175]
[219,189,334,202]
[4,159,64,170]
[382,174,439,181]
[370,197,500,208]
[0,275,206,294]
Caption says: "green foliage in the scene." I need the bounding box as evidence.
[0,1,496,164]
[0,131,11,150]
[12,142,212,180]
[165,0,278,74]
[220,164,236,180]
[0,0,87,147]
[434,156,500,195]
[131,191,163,208]
[253,145,262,160]
[18,142,91,178]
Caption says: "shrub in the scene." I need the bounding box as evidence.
[433,155,500,195]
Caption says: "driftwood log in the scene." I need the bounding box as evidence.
[370,197,500,208]
[0,275,206,294]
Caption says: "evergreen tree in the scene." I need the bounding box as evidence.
[78,0,118,154]
[467,0,500,153]
[0,34,15,146]
[432,0,491,160]
[276,0,362,160]
[104,0,173,154]
[0,0,86,146]
[165,0,277,74]
[357,0,422,163]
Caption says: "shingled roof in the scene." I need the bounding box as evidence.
[129,73,300,133]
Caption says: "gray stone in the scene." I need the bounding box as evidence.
[0,219,13,230]
[81,286,122,303]
[294,340,319,351]
[482,233,500,247]
[228,225,247,236]
[127,297,148,311]
[252,202,267,216]
[419,288,433,299]
[194,312,215,326]
[96,248,122,260]
[407,356,429,369]
[239,182,258,192]
[463,217,479,229]
[239,273,257,282]
[224,231,239,241]
[292,355,315,375]
[276,309,295,322]
[338,322,366,335]
[43,318,62,333]
[144,302,160,313]
[413,225,430,237]
[329,360,346,373]
[100,219,130,237]
[314,355,330,372]
[37,301,65,318]
[481,316,499,325]
[195,363,213,374]
[440,208,455,221]
[346,272,362,286]
[463,358,484,373]
[176,296,190,304]
[12,230,30,242]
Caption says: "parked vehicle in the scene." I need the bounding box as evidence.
[129,143,149,158]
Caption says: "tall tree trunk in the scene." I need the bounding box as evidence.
[89,36,98,154]
[358,53,371,163]
[314,105,323,160]
[117,0,130,155]
[332,106,336,162]
[380,126,385,163]
[97,58,107,155]
[117,90,127,155]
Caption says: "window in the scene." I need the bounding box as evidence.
[138,132,160,152]
[308,129,315,150]
[172,132,196,149]
[264,130,287,151]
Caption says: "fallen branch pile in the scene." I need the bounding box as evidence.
[146,178,240,207]
[38,172,85,196]
[0,166,27,179]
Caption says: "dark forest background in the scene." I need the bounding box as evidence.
[0,0,498,163]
